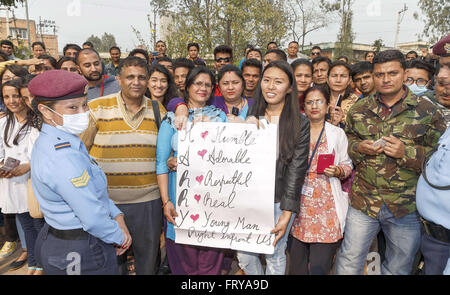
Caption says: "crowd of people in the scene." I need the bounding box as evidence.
[0,32,449,276]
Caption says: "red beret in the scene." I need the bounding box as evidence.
[432,34,450,57]
[28,70,89,100]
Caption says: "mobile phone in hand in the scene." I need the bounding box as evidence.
[317,154,335,174]
[0,157,20,172]
[335,94,342,108]
[373,138,386,148]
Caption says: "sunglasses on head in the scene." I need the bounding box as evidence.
[215,57,231,63]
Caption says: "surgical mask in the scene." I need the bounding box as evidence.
[408,84,428,96]
[46,106,90,135]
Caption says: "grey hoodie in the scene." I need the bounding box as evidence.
[87,75,121,101]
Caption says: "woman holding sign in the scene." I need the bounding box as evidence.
[239,60,310,275]
[164,64,254,126]
[156,66,228,275]
[287,85,352,275]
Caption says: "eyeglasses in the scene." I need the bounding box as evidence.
[311,52,320,56]
[405,77,428,87]
[305,99,326,106]
[215,57,231,63]
[192,81,212,89]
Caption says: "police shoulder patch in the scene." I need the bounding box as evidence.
[71,170,90,188]
[54,142,71,150]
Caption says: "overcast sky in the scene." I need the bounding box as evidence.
[8,0,426,53]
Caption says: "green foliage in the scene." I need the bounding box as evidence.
[287,0,338,51]
[86,33,117,52]
[329,0,355,59]
[0,0,24,6]
[165,0,288,60]
[12,37,31,59]
[414,0,450,43]
[372,39,384,53]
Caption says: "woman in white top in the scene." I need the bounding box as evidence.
[287,85,353,275]
[0,79,41,274]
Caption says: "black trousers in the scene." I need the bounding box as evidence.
[287,235,342,275]
[116,199,162,275]
[3,213,18,242]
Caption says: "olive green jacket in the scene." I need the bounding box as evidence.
[345,88,446,218]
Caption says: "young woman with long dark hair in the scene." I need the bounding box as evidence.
[237,60,310,275]
[146,64,178,108]
[0,79,42,274]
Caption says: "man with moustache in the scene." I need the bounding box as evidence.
[351,61,376,98]
[312,56,331,86]
[242,58,262,98]
[416,34,450,275]
[105,46,122,77]
[81,56,166,275]
[335,50,446,275]
[76,48,120,101]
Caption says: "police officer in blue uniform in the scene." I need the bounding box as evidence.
[29,70,132,275]
[416,34,450,275]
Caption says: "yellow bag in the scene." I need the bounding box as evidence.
[27,178,43,219]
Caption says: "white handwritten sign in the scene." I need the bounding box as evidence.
[175,122,278,254]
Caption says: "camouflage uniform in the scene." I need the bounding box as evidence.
[345,87,446,219]
[421,92,450,128]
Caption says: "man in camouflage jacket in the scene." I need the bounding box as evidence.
[334,50,446,275]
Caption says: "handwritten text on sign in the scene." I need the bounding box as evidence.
[175,122,277,254]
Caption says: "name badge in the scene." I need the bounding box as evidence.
[301,185,314,198]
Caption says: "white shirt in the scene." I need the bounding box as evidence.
[0,116,39,213]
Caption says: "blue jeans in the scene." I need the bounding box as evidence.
[237,203,295,275]
[35,223,119,275]
[16,213,45,268]
[334,203,421,275]
[16,215,26,249]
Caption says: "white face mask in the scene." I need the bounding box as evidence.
[46,106,90,135]
[408,84,428,96]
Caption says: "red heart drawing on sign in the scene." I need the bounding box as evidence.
[198,149,207,158]
[201,131,208,139]
[196,175,203,184]
[190,214,199,222]
[194,194,201,202]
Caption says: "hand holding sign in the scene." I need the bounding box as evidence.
[164,201,178,226]
[271,211,292,246]
[176,122,278,254]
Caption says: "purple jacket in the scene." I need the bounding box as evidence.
[167,96,254,115]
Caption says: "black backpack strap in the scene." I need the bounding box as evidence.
[152,100,161,130]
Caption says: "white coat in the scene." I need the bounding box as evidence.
[323,122,353,233]
[0,116,39,213]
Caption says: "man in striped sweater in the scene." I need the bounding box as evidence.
[81,56,167,275]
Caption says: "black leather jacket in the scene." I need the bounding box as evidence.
[275,114,310,214]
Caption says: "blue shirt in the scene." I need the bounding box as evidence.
[417,128,450,229]
[156,106,227,240]
[31,124,124,245]
[416,127,450,274]
[238,57,245,70]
